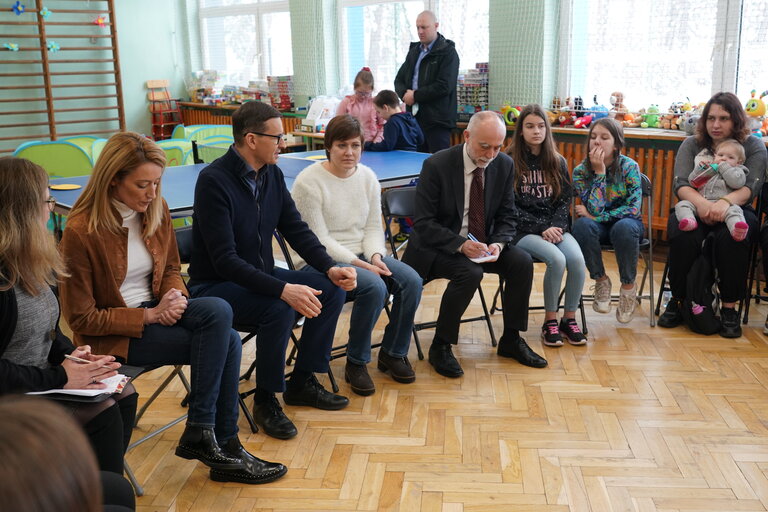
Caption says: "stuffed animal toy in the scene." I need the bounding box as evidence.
[551,96,562,109]
[558,111,575,126]
[610,91,628,121]
[641,105,660,128]
[546,109,560,126]
[621,112,641,128]
[682,112,700,135]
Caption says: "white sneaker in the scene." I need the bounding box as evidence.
[616,284,637,323]
[591,276,612,313]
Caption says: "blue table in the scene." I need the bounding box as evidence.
[280,150,428,187]
[50,150,429,214]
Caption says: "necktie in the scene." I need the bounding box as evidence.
[468,167,485,243]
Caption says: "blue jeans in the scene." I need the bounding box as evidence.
[189,267,346,393]
[571,217,643,285]
[303,257,423,365]
[516,232,586,312]
[126,297,242,443]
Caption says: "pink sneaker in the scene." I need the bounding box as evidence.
[732,221,748,242]
[679,218,698,231]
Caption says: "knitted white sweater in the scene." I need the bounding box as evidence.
[292,162,386,266]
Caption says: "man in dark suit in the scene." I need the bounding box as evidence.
[402,111,547,377]
[394,10,459,153]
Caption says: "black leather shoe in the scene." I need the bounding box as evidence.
[283,375,350,410]
[497,335,548,368]
[209,437,288,484]
[720,307,742,338]
[175,425,243,469]
[658,298,683,328]
[377,351,416,383]
[428,343,463,378]
[252,393,298,440]
[345,361,376,396]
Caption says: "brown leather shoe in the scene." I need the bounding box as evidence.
[344,361,375,396]
[377,351,415,383]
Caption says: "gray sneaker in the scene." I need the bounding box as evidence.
[616,284,637,323]
[592,276,612,313]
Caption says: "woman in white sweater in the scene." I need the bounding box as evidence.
[292,115,422,396]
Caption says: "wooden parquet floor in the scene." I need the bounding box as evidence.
[126,260,768,512]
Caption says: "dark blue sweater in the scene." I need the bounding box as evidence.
[188,147,335,297]
[365,112,424,152]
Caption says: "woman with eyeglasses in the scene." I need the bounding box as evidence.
[336,67,385,143]
[0,157,137,498]
[58,132,287,485]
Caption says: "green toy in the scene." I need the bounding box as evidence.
[641,105,660,128]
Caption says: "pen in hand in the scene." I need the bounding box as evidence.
[64,353,118,369]
[467,233,492,256]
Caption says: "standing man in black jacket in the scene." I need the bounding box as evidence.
[402,111,547,377]
[394,10,459,153]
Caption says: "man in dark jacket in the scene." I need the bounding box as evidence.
[402,111,547,378]
[394,10,459,153]
[188,101,357,441]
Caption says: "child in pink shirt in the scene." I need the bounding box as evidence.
[336,67,384,143]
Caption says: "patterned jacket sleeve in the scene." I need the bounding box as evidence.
[593,157,642,222]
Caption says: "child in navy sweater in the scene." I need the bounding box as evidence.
[365,90,424,152]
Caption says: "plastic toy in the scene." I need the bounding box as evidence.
[589,95,609,120]
[574,114,593,129]
[501,104,521,127]
[745,89,767,137]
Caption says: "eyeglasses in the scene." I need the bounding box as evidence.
[246,131,287,145]
[44,196,56,212]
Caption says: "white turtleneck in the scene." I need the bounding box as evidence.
[113,200,154,307]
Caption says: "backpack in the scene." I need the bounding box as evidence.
[680,233,721,335]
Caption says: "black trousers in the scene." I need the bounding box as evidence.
[666,206,757,303]
[426,246,533,344]
[417,124,451,154]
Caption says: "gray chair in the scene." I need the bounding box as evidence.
[381,186,497,351]
[580,173,656,326]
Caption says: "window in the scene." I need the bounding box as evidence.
[567,0,720,111]
[338,1,489,93]
[339,1,423,92]
[565,0,768,111]
[736,0,768,99]
[199,0,291,84]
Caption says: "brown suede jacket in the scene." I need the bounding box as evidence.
[59,200,187,358]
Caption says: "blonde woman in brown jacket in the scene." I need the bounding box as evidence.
[59,132,286,485]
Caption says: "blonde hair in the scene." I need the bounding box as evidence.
[0,157,67,294]
[69,132,166,238]
[715,138,746,163]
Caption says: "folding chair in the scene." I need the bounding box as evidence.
[174,226,262,434]
[490,271,590,335]
[381,187,497,349]
[737,182,768,324]
[123,364,190,496]
[581,173,656,326]
[656,181,765,324]
[235,230,340,433]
